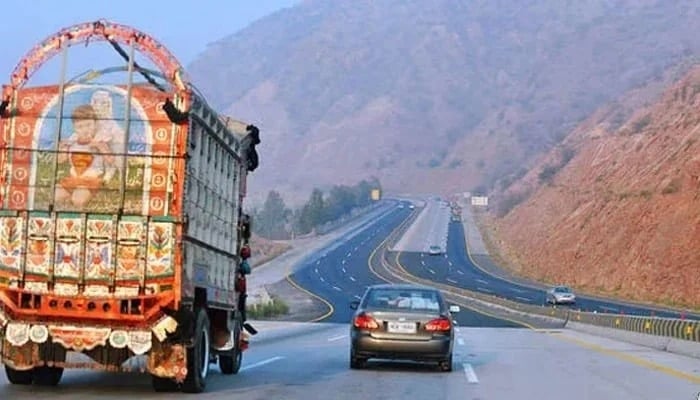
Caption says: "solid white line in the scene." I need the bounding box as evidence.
[350,276,356,282]
[240,356,285,372]
[510,287,526,294]
[463,363,479,383]
[516,296,532,302]
[328,334,347,342]
[457,338,465,346]
[476,279,488,285]
[333,286,342,292]
[446,278,458,284]
[476,287,491,293]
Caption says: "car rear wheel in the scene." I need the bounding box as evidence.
[349,349,367,369]
[438,353,453,372]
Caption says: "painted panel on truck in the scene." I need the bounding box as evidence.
[0,84,182,307]
[3,84,178,216]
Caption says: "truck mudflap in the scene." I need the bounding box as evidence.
[0,310,192,382]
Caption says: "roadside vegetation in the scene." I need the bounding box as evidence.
[249,177,382,240]
[247,297,290,319]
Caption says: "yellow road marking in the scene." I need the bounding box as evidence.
[285,265,335,323]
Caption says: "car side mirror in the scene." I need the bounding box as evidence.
[449,305,460,313]
[350,300,360,310]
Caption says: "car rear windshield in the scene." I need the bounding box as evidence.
[554,287,571,293]
[364,288,442,312]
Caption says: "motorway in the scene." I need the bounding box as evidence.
[393,201,700,320]
[289,204,521,327]
[1,199,698,398]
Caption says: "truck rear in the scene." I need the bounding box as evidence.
[0,20,260,392]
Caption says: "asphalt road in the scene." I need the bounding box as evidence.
[289,204,520,327]
[396,217,700,320]
[3,320,696,399]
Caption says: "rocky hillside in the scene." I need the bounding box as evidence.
[484,65,700,309]
[188,0,700,203]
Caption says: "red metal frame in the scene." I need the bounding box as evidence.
[2,19,188,101]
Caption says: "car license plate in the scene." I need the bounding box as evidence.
[387,321,416,334]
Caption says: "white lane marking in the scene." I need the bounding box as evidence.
[342,267,347,273]
[477,287,492,293]
[448,261,453,267]
[600,305,619,312]
[315,268,319,274]
[320,277,326,283]
[347,252,351,257]
[240,356,285,372]
[510,287,526,294]
[476,279,488,285]
[421,260,425,266]
[354,246,358,251]
[328,334,347,342]
[516,296,532,302]
[354,295,361,299]
[457,270,464,275]
[455,327,460,332]
[428,269,436,275]
[457,338,465,346]
[447,278,458,284]
[333,286,342,292]
[350,276,356,282]
[463,363,479,383]
[342,260,346,265]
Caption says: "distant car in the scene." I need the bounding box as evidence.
[545,286,576,305]
[428,245,442,255]
[349,284,459,372]
[409,205,415,209]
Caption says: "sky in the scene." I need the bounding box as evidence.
[0,0,298,85]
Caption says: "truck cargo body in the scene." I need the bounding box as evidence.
[0,20,257,392]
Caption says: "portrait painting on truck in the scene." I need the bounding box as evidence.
[5,84,176,216]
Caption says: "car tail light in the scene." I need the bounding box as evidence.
[353,313,379,330]
[425,317,451,332]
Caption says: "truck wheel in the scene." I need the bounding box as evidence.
[181,308,211,393]
[151,376,179,392]
[219,318,243,375]
[4,366,33,385]
[33,365,63,386]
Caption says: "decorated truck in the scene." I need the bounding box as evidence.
[0,20,260,392]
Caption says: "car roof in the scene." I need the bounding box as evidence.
[367,283,437,291]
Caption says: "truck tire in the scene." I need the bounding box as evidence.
[219,318,243,375]
[181,308,211,393]
[4,366,33,385]
[33,365,63,386]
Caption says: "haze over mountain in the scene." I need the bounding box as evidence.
[188,0,700,204]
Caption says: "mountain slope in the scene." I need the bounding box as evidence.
[484,65,700,309]
[188,0,700,202]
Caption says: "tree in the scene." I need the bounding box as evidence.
[254,190,290,239]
